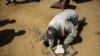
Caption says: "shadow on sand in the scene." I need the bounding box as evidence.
[0,19,16,27]
[0,29,26,47]
[0,19,26,47]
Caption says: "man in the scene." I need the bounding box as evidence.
[46,9,85,48]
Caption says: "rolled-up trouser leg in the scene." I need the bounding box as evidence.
[48,39,55,47]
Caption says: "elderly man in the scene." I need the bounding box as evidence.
[46,9,85,48]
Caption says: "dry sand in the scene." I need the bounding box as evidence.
[0,0,100,56]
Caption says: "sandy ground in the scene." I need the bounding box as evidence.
[0,0,100,56]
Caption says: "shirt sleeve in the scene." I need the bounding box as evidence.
[64,25,77,45]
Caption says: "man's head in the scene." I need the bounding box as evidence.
[46,27,58,39]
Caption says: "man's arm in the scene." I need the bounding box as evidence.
[64,25,77,46]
